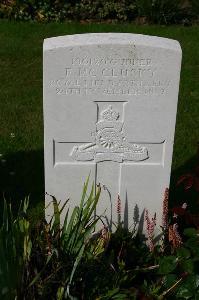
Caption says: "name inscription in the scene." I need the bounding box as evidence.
[50,56,170,96]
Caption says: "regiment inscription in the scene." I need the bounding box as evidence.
[50,55,170,97]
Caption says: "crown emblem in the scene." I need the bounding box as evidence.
[101,106,119,121]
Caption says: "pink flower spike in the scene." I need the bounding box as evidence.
[162,188,169,230]
[145,209,156,252]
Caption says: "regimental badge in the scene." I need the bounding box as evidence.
[70,105,149,163]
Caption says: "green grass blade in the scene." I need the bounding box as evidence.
[79,175,90,211]
[69,243,85,286]
[52,195,61,232]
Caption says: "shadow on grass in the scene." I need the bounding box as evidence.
[170,148,199,213]
[0,150,44,217]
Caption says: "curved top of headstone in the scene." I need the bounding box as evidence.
[44,33,181,53]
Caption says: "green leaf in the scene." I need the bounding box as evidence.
[52,195,61,232]
[57,286,65,300]
[106,288,120,297]
[176,274,199,299]
[65,206,79,239]
[194,290,199,299]
[185,238,199,256]
[79,175,90,211]
[59,198,69,215]
[69,243,85,285]
[177,247,191,259]
[184,228,197,237]
[176,287,193,299]
[2,198,9,232]
[113,293,128,300]
[158,256,177,274]
[162,274,178,289]
[82,183,95,220]
[62,207,69,235]
[28,252,53,287]
[181,259,194,274]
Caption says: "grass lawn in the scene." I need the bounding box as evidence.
[0,20,199,211]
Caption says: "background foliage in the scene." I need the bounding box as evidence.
[0,0,198,23]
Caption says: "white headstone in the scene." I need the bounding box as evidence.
[43,33,181,231]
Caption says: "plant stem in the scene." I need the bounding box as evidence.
[135,264,159,272]
[159,277,183,298]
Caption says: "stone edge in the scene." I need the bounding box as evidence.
[43,33,182,53]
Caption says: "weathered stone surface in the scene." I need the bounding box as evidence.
[43,33,181,231]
